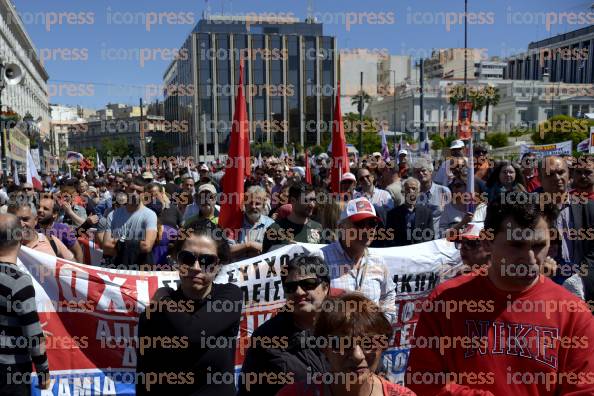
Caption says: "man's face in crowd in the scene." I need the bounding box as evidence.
[474,149,488,167]
[182,178,194,192]
[197,191,216,218]
[573,160,594,191]
[255,169,265,183]
[274,167,285,183]
[451,147,463,158]
[15,206,37,241]
[22,184,35,198]
[403,182,419,205]
[292,191,316,219]
[540,157,569,194]
[357,169,374,191]
[126,183,145,206]
[485,216,549,290]
[244,193,265,223]
[115,177,125,189]
[414,167,432,184]
[38,198,57,226]
[340,179,356,193]
[78,181,89,194]
[343,217,378,249]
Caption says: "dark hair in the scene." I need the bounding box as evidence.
[288,182,314,201]
[281,254,330,285]
[174,225,231,265]
[486,160,526,188]
[131,177,148,188]
[484,192,558,236]
[315,293,392,339]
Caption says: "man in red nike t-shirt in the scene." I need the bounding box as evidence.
[407,192,594,396]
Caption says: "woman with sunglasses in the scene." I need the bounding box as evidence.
[239,254,331,396]
[136,228,243,396]
[276,293,416,396]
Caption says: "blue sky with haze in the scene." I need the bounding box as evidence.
[11,0,594,109]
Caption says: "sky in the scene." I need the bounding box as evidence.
[11,0,594,109]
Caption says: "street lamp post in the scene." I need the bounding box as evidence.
[390,70,397,149]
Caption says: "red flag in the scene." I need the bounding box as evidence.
[219,58,249,236]
[330,82,349,193]
[305,150,312,184]
[240,63,251,178]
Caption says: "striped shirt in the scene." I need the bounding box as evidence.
[0,262,49,373]
[320,241,396,322]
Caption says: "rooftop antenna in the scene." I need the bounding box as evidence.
[203,0,211,19]
[306,0,316,22]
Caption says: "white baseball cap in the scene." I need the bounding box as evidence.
[398,149,408,156]
[197,183,217,195]
[340,172,356,182]
[339,197,381,223]
[450,140,465,149]
[372,152,381,157]
[199,164,209,171]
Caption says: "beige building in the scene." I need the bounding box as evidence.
[424,48,487,80]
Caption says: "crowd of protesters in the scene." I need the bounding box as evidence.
[0,141,593,395]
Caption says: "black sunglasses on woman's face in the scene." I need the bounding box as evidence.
[282,278,323,294]
[177,250,219,269]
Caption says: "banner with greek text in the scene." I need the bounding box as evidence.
[520,140,572,158]
[17,239,459,394]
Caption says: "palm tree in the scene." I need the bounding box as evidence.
[351,90,371,113]
[483,85,501,137]
[469,88,486,136]
[447,85,465,136]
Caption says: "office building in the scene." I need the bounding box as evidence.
[163,14,337,157]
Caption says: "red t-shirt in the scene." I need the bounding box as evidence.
[407,271,594,396]
[276,377,416,396]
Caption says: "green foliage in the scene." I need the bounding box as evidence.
[486,133,509,148]
[251,142,282,157]
[429,134,458,151]
[531,115,589,148]
[100,137,132,160]
[80,148,97,165]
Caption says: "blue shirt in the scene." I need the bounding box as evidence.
[236,215,274,244]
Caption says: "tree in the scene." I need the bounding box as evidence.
[531,115,590,148]
[100,137,132,161]
[468,88,486,133]
[447,85,465,135]
[80,147,97,166]
[483,85,501,137]
[486,132,509,148]
[351,90,371,113]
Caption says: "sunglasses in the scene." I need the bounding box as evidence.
[455,240,482,250]
[177,250,219,268]
[283,278,323,294]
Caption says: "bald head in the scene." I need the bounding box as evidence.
[539,156,570,194]
[0,213,21,252]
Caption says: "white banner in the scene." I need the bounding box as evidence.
[17,239,460,394]
[520,140,572,158]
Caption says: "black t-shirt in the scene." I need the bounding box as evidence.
[262,218,324,253]
[160,204,183,228]
[136,283,243,396]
